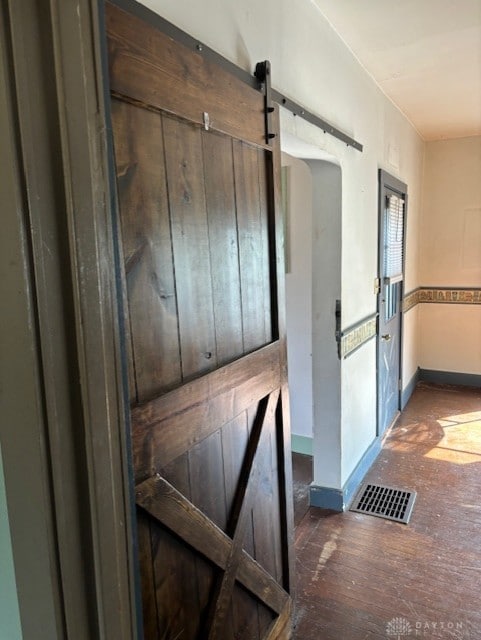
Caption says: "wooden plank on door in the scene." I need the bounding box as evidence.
[265,599,292,640]
[111,98,181,403]
[202,131,244,364]
[251,413,283,584]
[135,476,289,615]
[189,430,228,531]
[204,391,279,640]
[234,140,272,352]
[150,454,201,639]
[232,584,261,640]
[221,413,260,639]
[251,409,284,634]
[131,341,281,482]
[189,430,234,636]
[106,2,266,148]
[163,114,217,380]
[258,149,276,340]
[136,510,159,639]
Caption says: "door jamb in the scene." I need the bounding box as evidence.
[1,1,139,638]
[377,169,408,437]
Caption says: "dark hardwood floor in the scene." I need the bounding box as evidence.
[292,452,313,527]
[293,382,481,640]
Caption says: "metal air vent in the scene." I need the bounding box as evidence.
[350,483,416,524]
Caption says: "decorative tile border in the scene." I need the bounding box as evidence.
[403,287,481,312]
[402,289,420,312]
[419,287,481,304]
[341,286,481,359]
[341,315,377,359]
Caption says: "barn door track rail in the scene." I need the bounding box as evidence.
[111,0,363,152]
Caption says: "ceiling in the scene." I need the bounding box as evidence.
[313,0,481,140]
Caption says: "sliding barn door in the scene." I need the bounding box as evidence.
[106,3,293,639]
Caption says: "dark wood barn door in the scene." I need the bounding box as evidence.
[106,3,293,639]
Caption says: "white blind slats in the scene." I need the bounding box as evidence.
[384,194,404,280]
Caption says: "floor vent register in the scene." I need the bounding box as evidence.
[350,483,416,524]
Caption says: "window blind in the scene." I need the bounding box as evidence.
[384,194,404,281]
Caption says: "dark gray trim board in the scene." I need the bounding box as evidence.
[98,3,145,636]
[419,369,481,388]
[2,1,139,638]
[111,0,363,151]
[401,368,420,410]
[378,169,407,196]
[309,436,382,512]
[1,10,62,636]
[377,169,408,438]
[401,367,480,410]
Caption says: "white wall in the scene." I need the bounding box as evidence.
[140,0,425,490]
[419,305,481,374]
[341,342,377,484]
[282,154,313,439]
[402,306,420,388]
[308,161,342,488]
[420,137,481,287]
[419,136,481,374]
[398,113,424,389]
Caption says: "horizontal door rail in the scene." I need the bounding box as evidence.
[110,0,363,152]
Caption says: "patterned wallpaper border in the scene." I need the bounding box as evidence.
[403,289,419,312]
[341,286,481,359]
[341,315,377,359]
[403,287,481,312]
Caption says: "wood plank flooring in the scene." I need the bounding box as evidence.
[292,453,313,527]
[293,382,481,640]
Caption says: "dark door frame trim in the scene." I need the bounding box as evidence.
[1,1,139,638]
[111,0,363,152]
[377,169,408,436]
[1,10,64,638]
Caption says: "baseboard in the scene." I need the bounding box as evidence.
[291,434,313,456]
[401,367,420,409]
[419,369,481,388]
[309,435,382,512]
[305,368,480,511]
[309,484,344,511]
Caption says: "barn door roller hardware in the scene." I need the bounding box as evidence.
[335,299,342,359]
[112,0,363,151]
[270,88,362,151]
[255,60,276,145]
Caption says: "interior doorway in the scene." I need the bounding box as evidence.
[280,138,342,522]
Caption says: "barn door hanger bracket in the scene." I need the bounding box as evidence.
[335,299,342,359]
[255,60,276,144]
